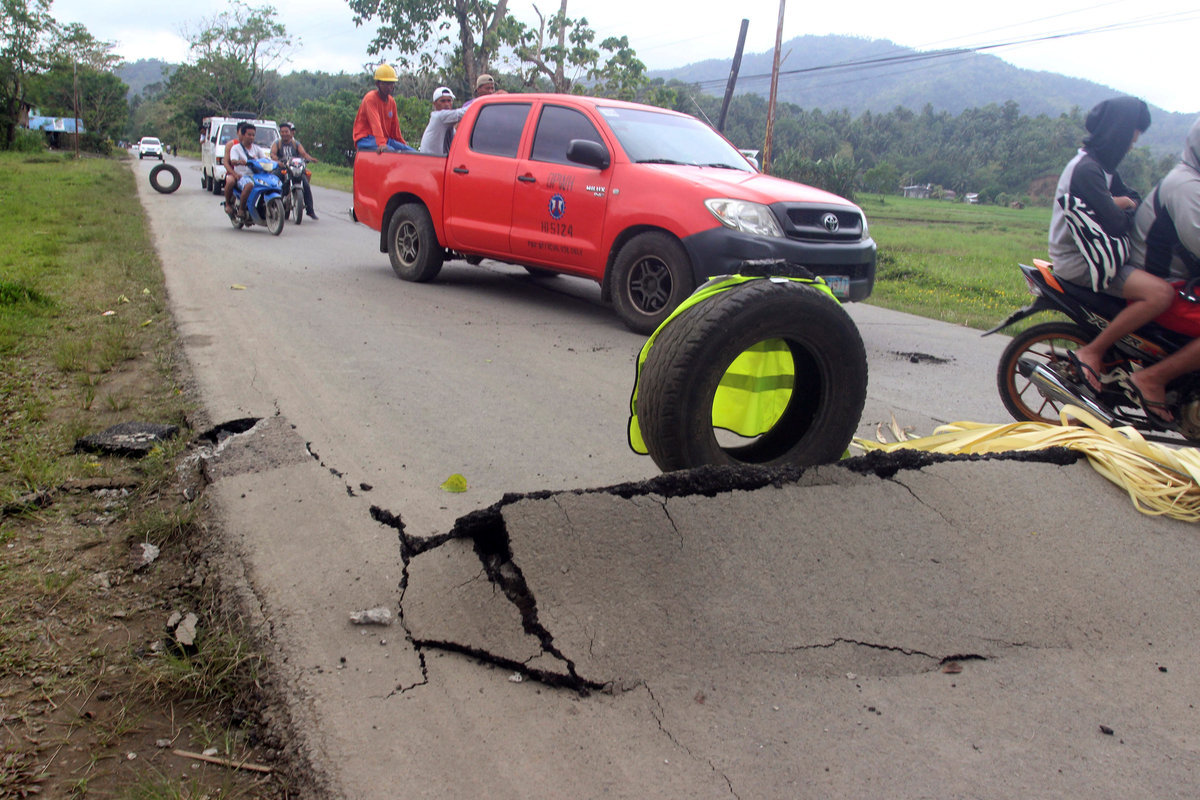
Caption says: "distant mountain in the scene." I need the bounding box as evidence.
[651,35,1196,157]
[116,59,176,99]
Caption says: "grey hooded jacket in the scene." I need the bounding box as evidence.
[1130,116,1200,279]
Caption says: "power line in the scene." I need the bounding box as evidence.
[681,9,1200,91]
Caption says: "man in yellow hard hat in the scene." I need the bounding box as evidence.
[353,64,416,153]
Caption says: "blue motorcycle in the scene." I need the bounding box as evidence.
[228,157,286,235]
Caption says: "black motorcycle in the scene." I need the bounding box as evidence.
[280,156,308,225]
[985,260,1200,445]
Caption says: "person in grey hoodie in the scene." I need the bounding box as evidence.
[1050,97,1174,397]
[1120,116,1200,423]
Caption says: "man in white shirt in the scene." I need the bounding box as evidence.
[419,86,467,156]
[226,123,268,218]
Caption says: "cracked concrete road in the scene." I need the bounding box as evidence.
[136,158,1199,798]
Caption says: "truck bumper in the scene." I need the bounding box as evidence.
[681,228,876,302]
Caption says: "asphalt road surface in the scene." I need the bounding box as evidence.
[134,157,1199,798]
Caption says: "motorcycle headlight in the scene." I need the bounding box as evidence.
[704,199,784,238]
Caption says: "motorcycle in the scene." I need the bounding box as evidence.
[227,157,286,236]
[280,156,309,225]
[985,259,1200,445]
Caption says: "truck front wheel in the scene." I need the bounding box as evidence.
[611,232,694,335]
[387,204,444,282]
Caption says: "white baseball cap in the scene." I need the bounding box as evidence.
[432,86,455,101]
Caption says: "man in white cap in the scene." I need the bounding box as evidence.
[419,85,467,155]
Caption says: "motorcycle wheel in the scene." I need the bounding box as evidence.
[997,321,1090,424]
[636,279,867,471]
[293,189,304,224]
[266,197,285,236]
[229,208,244,229]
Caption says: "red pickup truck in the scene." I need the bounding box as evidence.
[352,93,875,333]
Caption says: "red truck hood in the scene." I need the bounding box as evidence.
[638,164,859,209]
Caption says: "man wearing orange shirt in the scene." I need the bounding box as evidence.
[353,64,416,153]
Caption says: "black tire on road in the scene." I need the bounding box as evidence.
[266,197,286,236]
[212,175,224,195]
[202,173,209,190]
[149,163,182,194]
[997,321,1090,424]
[611,232,695,335]
[636,279,867,471]
[292,188,304,224]
[387,203,444,282]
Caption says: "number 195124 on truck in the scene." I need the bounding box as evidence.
[351,94,876,334]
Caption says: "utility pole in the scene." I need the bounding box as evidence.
[717,19,750,134]
[761,0,785,175]
[72,61,80,160]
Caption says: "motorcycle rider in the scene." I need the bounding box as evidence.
[271,122,320,220]
[1119,116,1200,424]
[1049,97,1174,404]
[227,122,269,220]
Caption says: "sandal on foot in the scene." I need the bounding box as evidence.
[1119,376,1178,430]
[1066,350,1104,394]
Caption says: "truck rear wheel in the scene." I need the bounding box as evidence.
[612,232,694,335]
[636,279,867,471]
[387,204,444,282]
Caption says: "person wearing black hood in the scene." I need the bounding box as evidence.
[1049,96,1174,396]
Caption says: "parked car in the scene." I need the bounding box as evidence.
[200,116,280,194]
[138,137,163,160]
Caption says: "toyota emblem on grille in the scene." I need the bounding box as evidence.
[821,213,840,232]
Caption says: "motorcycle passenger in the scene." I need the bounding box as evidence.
[1119,116,1200,424]
[222,121,248,216]
[271,122,320,220]
[227,123,269,220]
[1049,97,1174,400]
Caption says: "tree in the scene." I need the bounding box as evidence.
[512,1,601,93]
[166,1,291,125]
[348,0,513,89]
[0,0,56,147]
[28,64,128,140]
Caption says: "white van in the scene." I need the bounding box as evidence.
[200,115,280,194]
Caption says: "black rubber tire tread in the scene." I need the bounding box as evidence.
[611,232,695,335]
[292,189,304,224]
[149,163,181,194]
[387,203,444,282]
[996,321,1089,423]
[636,280,867,471]
[266,197,286,236]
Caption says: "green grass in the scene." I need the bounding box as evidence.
[308,161,352,193]
[860,195,1051,330]
[0,152,184,502]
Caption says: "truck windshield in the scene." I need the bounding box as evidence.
[597,106,753,172]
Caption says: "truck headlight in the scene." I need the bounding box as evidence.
[704,199,784,238]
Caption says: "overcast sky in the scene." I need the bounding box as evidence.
[51,0,1200,114]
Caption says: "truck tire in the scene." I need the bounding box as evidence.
[636,279,867,471]
[149,163,181,194]
[387,203,444,282]
[611,232,694,335]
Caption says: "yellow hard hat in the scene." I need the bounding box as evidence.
[373,64,398,82]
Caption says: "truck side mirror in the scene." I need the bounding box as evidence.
[566,139,610,170]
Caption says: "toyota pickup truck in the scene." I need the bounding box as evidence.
[352,93,876,333]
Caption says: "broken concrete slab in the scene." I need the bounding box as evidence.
[389,453,1200,796]
[75,421,179,457]
[196,415,310,481]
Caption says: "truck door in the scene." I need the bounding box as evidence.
[443,102,531,255]
[510,104,612,276]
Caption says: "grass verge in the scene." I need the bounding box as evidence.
[0,151,293,799]
[861,195,1052,331]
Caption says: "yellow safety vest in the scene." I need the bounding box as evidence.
[627,275,838,455]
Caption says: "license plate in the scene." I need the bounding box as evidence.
[825,275,849,299]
